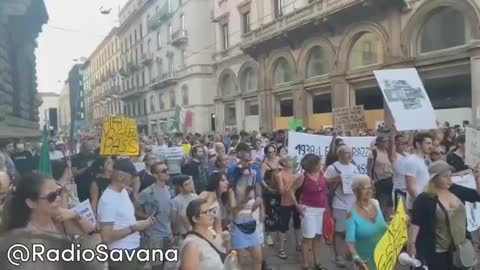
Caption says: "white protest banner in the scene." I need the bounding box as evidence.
[158,146,184,160]
[465,127,480,167]
[73,199,97,225]
[287,132,375,174]
[452,174,480,232]
[374,68,437,131]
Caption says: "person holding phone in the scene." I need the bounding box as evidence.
[135,161,176,270]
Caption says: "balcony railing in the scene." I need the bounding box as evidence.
[151,71,178,89]
[141,53,153,66]
[242,0,362,46]
[170,29,188,46]
[147,3,173,31]
[118,68,128,77]
[127,62,140,73]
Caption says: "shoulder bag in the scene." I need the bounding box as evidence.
[437,199,477,269]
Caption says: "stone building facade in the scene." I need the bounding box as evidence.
[0,0,48,138]
[214,0,480,131]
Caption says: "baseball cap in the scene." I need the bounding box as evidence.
[428,160,452,182]
[113,158,138,177]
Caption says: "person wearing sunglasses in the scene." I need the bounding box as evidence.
[179,198,230,270]
[2,173,96,239]
[346,175,387,270]
[431,145,446,163]
[135,162,175,270]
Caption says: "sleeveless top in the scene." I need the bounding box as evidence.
[300,173,329,208]
[179,233,225,270]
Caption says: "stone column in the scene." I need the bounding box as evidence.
[331,75,350,108]
[292,81,307,125]
[469,42,480,127]
[258,89,270,130]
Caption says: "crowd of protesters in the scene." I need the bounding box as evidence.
[0,121,478,270]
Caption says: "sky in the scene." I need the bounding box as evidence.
[35,0,128,93]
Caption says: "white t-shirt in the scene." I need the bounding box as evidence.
[324,161,359,210]
[393,152,409,191]
[97,187,140,250]
[401,154,430,209]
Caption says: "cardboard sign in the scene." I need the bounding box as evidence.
[287,132,375,174]
[333,106,367,131]
[452,174,480,232]
[465,127,480,167]
[73,199,97,225]
[100,116,140,156]
[374,200,408,270]
[374,68,437,131]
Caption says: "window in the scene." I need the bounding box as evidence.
[157,59,163,77]
[246,103,258,115]
[147,39,152,54]
[275,0,284,18]
[355,87,384,110]
[181,50,186,67]
[280,99,293,117]
[349,32,383,69]
[159,94,165,110]
[168,24,172,40]
[420,7,466,53]
[143,99,147,115]
[242,12,250,34]
[168,0,172,12]
[225,104,236,125]
[157,30,161,48]
[180,14,185,30]
[168,55,174,74]
[182,85,189,105]
[272,58,293,86]
[306,46,331,78]
[239,66,258,92]
[221,23,229,49]
[312,93,332,114]
[134,30,137,42]
[221,73,237,96]
[169,90,176,108]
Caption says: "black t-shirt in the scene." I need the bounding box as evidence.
[182,159,208,194]
[71,152,96,202]
[11,151,34,176]
[138,170,156,192]
[447,152,469,172]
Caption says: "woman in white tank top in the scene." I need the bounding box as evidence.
[179,198,229,270]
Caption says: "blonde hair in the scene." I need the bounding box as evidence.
[425,175,445,196]
[351,175,372,197]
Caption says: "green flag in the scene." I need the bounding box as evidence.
[169,106,186,133]
[38,126,52,177]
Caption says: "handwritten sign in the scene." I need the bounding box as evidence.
[160,146,184,160]
[287,132,375,174]
[452,174,480,232]
[333,106,367,131]
[374,200,408,270]
[465,127,480,167]
[100,116,139,156]
[73,199,97,225]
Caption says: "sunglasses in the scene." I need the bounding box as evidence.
[432,151,445,155]
[39,187,64,203]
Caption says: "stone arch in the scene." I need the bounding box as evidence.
[238,61,259,92]
[297,38,336,79]
[337,22,389,72]
[216,68,239,97]
[266,50,297,88]
[401,0,480,57]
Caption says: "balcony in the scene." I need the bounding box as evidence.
[118,68,128,77]
[141,53,153,66]
[150,71,178,89]
[106,85,121,97]
[127,62,140,73]
[119,86,145,100]
[147,3,173,31]
[170,30,188,46]
[241,0,365,50]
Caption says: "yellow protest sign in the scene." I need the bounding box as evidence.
[100,116,140,156]
[182,144,191,154]
[374,199,408,270]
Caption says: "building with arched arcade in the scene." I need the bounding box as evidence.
[213,0,480,131]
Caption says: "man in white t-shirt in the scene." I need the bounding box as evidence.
[401,132,433,210]
[392,134,411,209]
[324,145,360,268]
[98,159,155,270]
